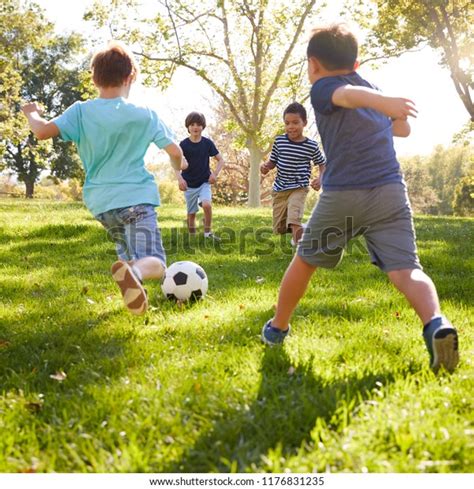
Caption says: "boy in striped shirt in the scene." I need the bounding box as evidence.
[261,102,326,244]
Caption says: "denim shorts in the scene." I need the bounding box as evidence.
[95,204,166,264]
[184,182,212,214]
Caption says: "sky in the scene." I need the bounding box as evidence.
[36,0,469,158]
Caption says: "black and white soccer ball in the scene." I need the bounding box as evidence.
[161,261,208,301]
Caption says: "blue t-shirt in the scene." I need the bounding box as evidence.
[180,137,219,188]
[53,98,175,215]
[310,72,403,190]
[269,135,325,192]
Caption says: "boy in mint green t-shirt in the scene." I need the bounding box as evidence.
[22,41,187,316]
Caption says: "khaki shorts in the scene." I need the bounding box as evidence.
[272,187,309,234]
[297,182,422,272]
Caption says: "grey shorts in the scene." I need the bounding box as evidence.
[184,182,212,214]
[297,182,422,272]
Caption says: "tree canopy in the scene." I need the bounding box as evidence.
[0,0,90,197]
[86,0,320,206]
[352,0,473,121]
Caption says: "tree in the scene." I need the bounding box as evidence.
[86,0,319,206]
[352,0,474,121]
[452,175,474,216]
[0,0,89,198]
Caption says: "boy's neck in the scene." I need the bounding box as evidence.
[98,85,130,99]
[314,68,354,83]
[287,133,306,143]
[189,134,202,143]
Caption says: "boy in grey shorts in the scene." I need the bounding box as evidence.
[261,24,459,374]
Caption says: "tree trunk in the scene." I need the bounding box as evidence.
[247,139,262,207]
[25,179,35,199]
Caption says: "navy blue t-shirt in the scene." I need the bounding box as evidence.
[180,137,219,188]
[310,71,403,190]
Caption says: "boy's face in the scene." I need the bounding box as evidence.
[284,113,306,140]
[188,122,204,137]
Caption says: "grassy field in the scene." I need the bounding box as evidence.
[0,198,473,473]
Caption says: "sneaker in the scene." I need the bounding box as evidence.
[423,316,459,373]
[204,232,221,242]
[111,261,148,315]
[261,320,290,346]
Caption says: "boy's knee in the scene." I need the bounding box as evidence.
[388,268,420,286]
[201,200,212,210]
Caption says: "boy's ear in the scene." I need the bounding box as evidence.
[307,56,321,78]
[353,60,360,70]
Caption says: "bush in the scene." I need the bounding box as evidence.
[452,175,474,216]
[158,180,185,205]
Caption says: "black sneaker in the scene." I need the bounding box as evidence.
[261,320,290,346]
[423,316,459,373]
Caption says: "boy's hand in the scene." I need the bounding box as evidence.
[178,177,188,191]
[21,102,43,116]
[384,97,418,120]
[310,177,321,191]
[208,172,217,184]
[260,162,271,175]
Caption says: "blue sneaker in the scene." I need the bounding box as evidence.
[423,316,459,373]
[261,320,290,346]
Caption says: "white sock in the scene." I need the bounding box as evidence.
[131,264,143,283]
[204,232,211,237]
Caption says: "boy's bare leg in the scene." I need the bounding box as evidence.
[187,213,197,234]
[388,268,459,373]
[130,256,165,281]
[272,255,318,330]
[387,268,440,325]
[202,200,212,233]
[290,224,303,243]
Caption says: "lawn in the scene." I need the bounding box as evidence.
[0,199,473,473]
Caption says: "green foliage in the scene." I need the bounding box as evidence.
[0,200,472,472]
[452,175,474,216]
[401,144,473,215]
[0,0,89,197]
[158,180,185,205]
[352,0,474,120]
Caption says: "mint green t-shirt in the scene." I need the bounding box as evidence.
[53,97,175,215]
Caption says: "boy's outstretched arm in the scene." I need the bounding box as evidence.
[22,102,59,140]
[332,86,418,120]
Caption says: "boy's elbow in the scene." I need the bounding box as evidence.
[392,120,411,138]
[165,143,183,160]
[34,130,49,140]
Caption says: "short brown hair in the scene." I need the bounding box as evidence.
[91,41,138,88]
[185,112,206,130]
[307,24,358,71]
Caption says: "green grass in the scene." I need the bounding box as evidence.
[0,198,473,473]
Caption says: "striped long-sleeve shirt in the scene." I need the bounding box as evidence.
[269,134,325,192]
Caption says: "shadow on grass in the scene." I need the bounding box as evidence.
[165,346,395,472]
[0,310,129,393]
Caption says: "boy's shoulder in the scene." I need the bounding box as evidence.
[313,71,377,94]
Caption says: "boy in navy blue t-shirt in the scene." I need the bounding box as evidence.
[261,24,459,374]
[176,112,225,240]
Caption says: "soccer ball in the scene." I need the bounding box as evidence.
[161,261,208,301]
